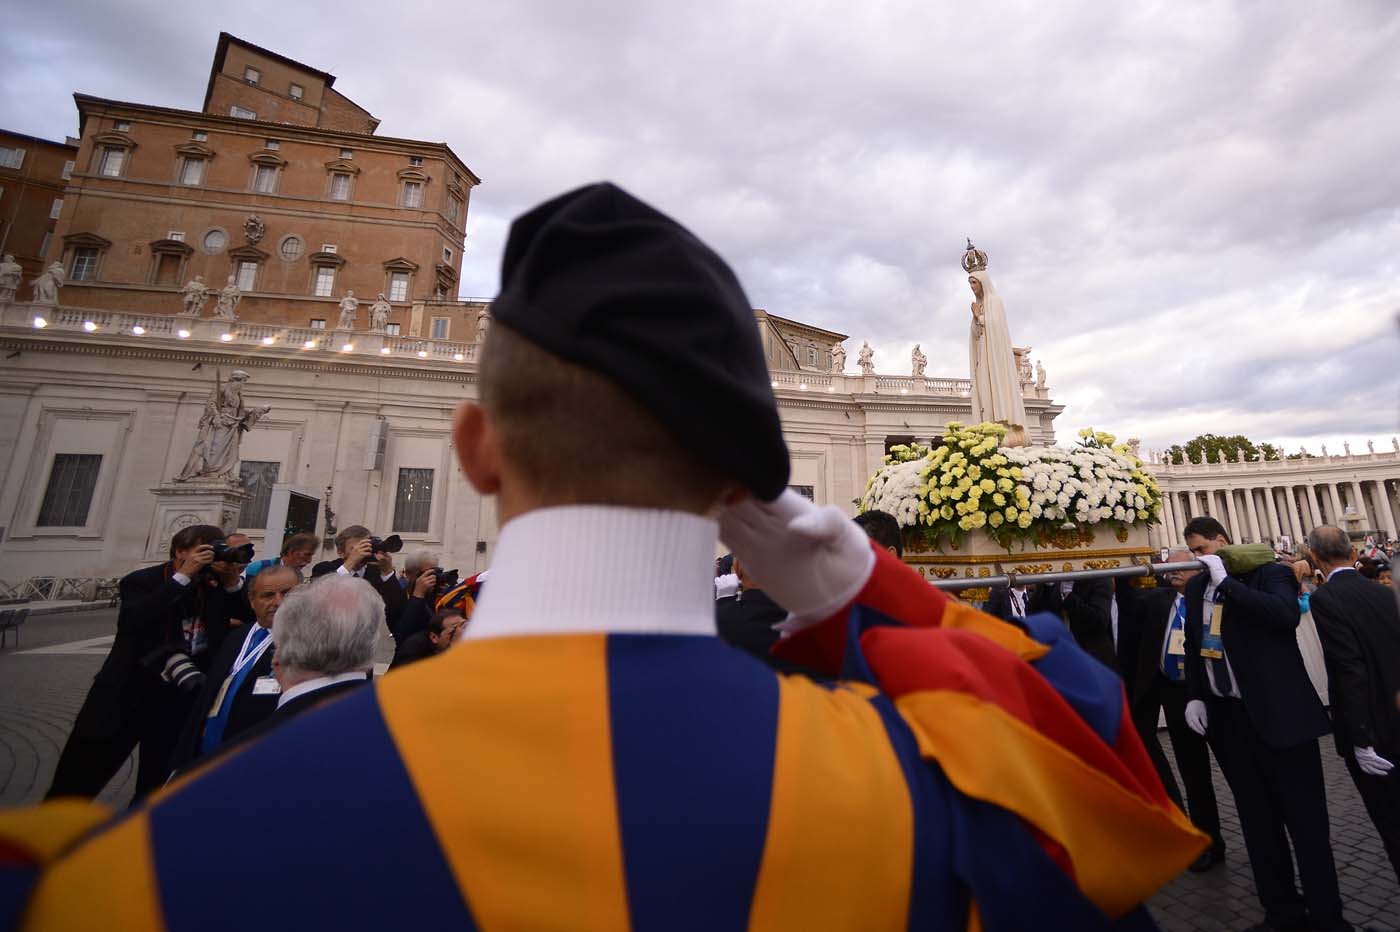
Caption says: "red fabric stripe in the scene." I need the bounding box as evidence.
[861,626,1158,801]
[771,545,947,674]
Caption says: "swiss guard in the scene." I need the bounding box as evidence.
[0,183,1203,931]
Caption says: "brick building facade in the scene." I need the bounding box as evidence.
[42,33,483,339]
[0,131,79,282]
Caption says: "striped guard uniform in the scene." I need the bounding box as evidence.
[0,535,1205,931]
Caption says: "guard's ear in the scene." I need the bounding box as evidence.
[453,402,502,496]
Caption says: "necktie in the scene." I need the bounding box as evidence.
[1162,598,1186,682]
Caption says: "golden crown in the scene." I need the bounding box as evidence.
[961,238,988,273]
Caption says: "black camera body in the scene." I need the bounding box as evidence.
[368,534,403,555]
[430,567,461,598]
[211,540,255,564]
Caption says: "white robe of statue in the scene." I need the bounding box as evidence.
[967,270,1028,445]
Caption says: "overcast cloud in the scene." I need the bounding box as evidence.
[4,0,1398,452]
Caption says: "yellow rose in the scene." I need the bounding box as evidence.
[1137,509,1149,520]
[980,479,996,493]
[1010,467,1023,479]
[1017,513,1033,529]
[970,512,988,529]
[992,492,1006,506]
[968,466,982,481]
[997,477,1013,492]
[941,505,955,520]
[989,512,1005,527]
[1005,506,1019,520]
[958,516,974,531]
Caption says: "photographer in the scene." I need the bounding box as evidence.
[389,607,467,669]
[310,524,405,627]
[392,551,440,640]
[243,532,319,583]
[46,524,253,802]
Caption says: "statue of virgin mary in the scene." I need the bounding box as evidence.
[963,240,1028,446]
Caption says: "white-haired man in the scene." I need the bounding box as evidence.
[267,575,378,723]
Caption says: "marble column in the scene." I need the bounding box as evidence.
[1327,483,1345,527]
[1305,484,1323,527]
[1283,486,1304,539]
[1225,488,1243,542]
[1170,492,1186,539]
[1369,479,1398,540]
[1263,487,1281,540]
[1349,480,1373,530]
[1243,487,1262,543]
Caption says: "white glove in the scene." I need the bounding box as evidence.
[1355,746,1395,777]
[1185,699,1209,736]
[718,489,876,622]
[1198,554,1228,587]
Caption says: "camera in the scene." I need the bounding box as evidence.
[430,567,461,597]
[211,540,255,564]
[368,534,403,555]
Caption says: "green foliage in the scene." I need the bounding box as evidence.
[1165,433,1282,465]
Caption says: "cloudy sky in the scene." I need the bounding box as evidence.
[4,0,1398,452]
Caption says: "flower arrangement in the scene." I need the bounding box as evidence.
[860,422,1163,551]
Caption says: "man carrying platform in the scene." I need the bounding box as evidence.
[0,183,1204,931]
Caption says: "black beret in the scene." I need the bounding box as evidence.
[490,182,789,500]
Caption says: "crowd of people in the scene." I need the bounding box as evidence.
[2,182,1398,932]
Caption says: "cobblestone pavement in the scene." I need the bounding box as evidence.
[3,610,1398,929]
[1149,734,1399,931]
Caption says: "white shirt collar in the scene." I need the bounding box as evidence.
[1326,566,1357,582]
[276,670,370,708]
[465,506,718,641]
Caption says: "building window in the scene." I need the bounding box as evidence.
[409,156,423,166]
[114,121,131,132]
[244,66,261,84]
[340,148,353,159]
[328,172,351,201]
[279,235,304,261]
[36,454,102,527]
[447,196,462,222]
[252,165,278,193]
[168,231,185,242]
[313,266,336,297]
[388,272,409,302]
[236,260,258,291]
[392,468,434,533]
[178,157,205,185]
[309,318,326,329]
[203,229,227,253]
[50,198,64,219]
[321,243,338,254]
[39,232,51,259]
[238,461,280,528]
[289,83,304,100]
[231,105,256,120]
[98,147,125,177]
[789,485,815,502]
[442,246,454,264]
[193,131,209,142]
[0,146,26,169]
[264,139,280,150]
[430,317,449,339]
[807,347,817,366]
[385,323,401,336]
[400,181,424,208]
[69,247,99,281]
[62,160,75,180]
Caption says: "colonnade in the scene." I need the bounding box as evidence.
[1151,472,1400,551]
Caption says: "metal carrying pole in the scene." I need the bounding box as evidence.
[927,560,1206,592]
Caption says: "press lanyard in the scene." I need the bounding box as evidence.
[234,625,274,676]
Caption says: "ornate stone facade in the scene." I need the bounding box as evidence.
[0,298,1063,577]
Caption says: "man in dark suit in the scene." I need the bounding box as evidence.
[311,524,405,629]
[1030,577,1117,671]
[1181,517,1349,932]
[46,525,251,801]
[391,608,467,670]
[168,564,300,773]
[1307,525,1400,884]
[1115,553,1225,871]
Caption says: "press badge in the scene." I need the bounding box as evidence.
[1200,601,1226,660]
[251,676,281,695]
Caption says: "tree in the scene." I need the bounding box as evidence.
[1165,433,1282,465]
